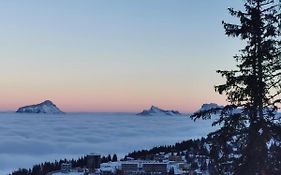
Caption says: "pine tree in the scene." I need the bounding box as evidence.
[112,154,118,162]
[107,154,112,162]
[192,0,281,174]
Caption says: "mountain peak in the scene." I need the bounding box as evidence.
[137,106,181,116]
[150,106,161,111]
[16,100,64,114]
[198,103,224,112]
[41,100,54,105]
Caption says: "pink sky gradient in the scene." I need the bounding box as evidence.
[0,0,240,113]
[0,87,227,113]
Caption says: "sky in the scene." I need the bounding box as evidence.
[0,0,244,113]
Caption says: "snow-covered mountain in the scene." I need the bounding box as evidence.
[198,103,224,112]
[137,106,181,116]
[16,100,64,114]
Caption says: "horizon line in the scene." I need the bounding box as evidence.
[0,109,194,114]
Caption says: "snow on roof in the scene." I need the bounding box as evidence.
[52,172,82,175]
[101,162,120,169]
[100,167,116,172]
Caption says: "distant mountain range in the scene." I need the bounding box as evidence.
[137,106,182,116]
[15,101,225,115]
[16,100,64,114]
[137,104,226,116]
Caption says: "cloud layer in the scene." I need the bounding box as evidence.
[0,112,214,174]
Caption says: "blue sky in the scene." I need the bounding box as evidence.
[0,0,244,112]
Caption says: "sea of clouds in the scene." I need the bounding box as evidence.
[0,112,215,174]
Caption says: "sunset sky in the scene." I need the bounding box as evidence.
[0,1,243,112]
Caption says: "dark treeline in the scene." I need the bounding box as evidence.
[10,154,118,175]
[123,137,209,160]
[123,136,281,175]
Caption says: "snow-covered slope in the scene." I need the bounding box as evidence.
[16,100,64,114]
[137,106,181,116]
[198,103,224,112]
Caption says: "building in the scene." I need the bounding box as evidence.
[100,162,120,175]
[60,163,72,173]
[142,163,167,174]
[154,155,165,162]
[169,155,182,162]
[87,153,101,171]
[121,162,139,173]
[178,163,190,171]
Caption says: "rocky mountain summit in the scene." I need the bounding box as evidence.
[197,103,224,112]
[137,106,181,116]
[16,100,64,114]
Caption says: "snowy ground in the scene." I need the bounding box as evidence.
[0,112,215,175]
